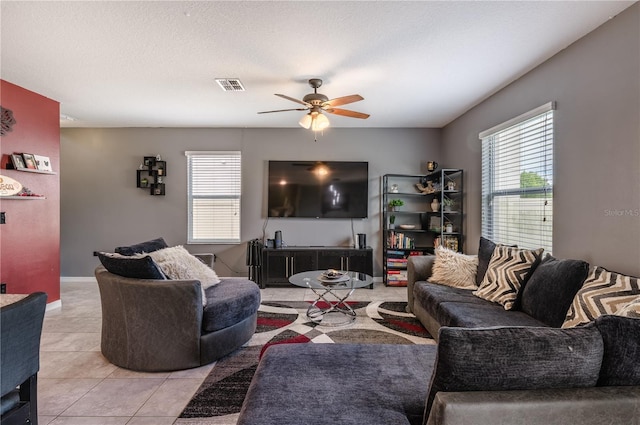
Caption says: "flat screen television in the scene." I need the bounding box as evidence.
[267,161,369,218]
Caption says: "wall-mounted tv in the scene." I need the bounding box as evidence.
[267,161,369,218]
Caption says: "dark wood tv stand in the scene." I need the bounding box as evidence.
[261,246,373,289]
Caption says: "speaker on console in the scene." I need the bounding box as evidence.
[274,230,283,249]
[357,233,366,249]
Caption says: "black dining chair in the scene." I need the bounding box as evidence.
[1,292,47,425]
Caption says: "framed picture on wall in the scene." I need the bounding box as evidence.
[22,153,38,170]
[34,154,53,172]
[10,153,25,169]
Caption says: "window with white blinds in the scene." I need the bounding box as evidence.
[186,151,241,244]
[480,102,555,253]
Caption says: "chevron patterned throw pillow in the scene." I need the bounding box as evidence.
[563,266,640,327]
[616,298,640,318]
[473,245,544,310]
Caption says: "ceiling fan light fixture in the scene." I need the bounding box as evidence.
[259,79,366,133]
[311,112,329,131]
[298,113,313,129]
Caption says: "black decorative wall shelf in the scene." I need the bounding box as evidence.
[136,156,166,196]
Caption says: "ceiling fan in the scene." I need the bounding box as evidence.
[258,78,369,131]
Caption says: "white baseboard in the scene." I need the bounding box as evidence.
[46,299,62,311]
[60,276,97,283]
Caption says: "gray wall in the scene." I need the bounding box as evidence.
[60,127,441,277]
[441,3,640,276]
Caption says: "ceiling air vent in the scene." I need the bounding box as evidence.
[215,78,245,92]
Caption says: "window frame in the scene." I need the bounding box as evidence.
[186,150,242,244]
[479,102,555,252]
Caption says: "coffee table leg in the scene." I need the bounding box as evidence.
[306,282,357,326]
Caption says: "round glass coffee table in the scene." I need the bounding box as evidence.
[289,270,373,326]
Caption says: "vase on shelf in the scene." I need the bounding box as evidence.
[430,198,440,212]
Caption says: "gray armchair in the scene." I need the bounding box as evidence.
[95,266,260,372]
[1,292,47,425]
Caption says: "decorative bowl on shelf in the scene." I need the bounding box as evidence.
[398,224,416,230]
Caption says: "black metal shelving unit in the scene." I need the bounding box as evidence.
[381,170,464,286]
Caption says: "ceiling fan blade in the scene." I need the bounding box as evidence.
[258,108,308,114]
[325,108,370,119]
[275,94,311,107]
[323,94,364,108]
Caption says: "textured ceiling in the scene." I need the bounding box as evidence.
[1,1,634,128]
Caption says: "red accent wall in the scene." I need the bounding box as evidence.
[0,80,60,302]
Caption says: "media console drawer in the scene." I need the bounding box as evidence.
[261,247,373,289]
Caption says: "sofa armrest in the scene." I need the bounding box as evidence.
[194,253,215,269]
[426,386,640,425]
[406,255,435,313]
[95,266,204,371]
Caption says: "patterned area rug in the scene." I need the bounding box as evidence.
[178,301,433,422]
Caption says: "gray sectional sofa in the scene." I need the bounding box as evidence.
[236,239,640,425]
[406,239,590,340]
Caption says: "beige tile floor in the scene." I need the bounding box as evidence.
[39,279,407,425]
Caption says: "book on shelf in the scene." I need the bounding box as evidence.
[387,231,415,250]
[387,258,407,263]
[386,277,408,286]
[387,263,407,269]
[387,249,407,256]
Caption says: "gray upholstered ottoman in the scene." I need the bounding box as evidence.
[237,343,437,425]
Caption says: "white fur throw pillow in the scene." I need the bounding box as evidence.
[429,246,478,290]
[149,245,220,305]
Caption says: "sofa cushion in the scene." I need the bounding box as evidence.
[563,266,640,328]
[114,237,168,256]
[202,279,261,332]
[438,301,548,329]
[616,297,640,318]
[416,282,488,308]
[413,282,493,326]
[429,246,478,289]
[594,315,640,386]
[476,237,497,286]
[473,246,544,310]
[520,256,590,327]
[424,325,604,419]
[238,343,437,425]
[97,252,166,279]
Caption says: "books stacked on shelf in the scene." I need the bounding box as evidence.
[387,250,408,270]
[388,232,415,249]
[386,249,408,286]
[385,250,427,286]
[387,269,408,286]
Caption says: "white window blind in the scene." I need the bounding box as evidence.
[480,102,555,253]
[186,151,241,244]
